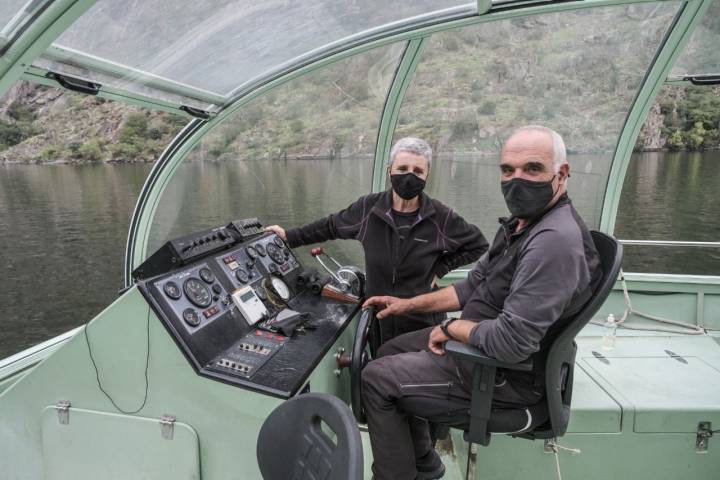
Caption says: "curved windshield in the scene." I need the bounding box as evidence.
[671,0,720,77]
[33,0,473,107]
[0,0,50,51]
[392,2,680,236]
[145,42,405,267]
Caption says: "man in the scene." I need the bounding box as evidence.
[362,126,602,480]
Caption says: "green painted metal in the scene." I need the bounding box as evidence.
[126,0,689,276]
[600,0,714,234]
[41,407,201,479]
[41,44,227,106]
[478,0,494,14]
[0,288,283,479]
[371,38,427,193]
[21,66,194,118]
[0,0,97,99]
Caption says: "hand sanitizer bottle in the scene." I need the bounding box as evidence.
[601,313,617,350]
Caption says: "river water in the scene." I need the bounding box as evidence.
[1,151,718,357]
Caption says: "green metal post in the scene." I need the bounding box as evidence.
[600,0,713,233]
[0,0,97,99]
[371,38,427,193]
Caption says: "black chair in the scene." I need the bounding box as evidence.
[439,231,622,470]
[257,393,363,480]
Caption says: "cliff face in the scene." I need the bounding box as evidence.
[0,82,185,164]
[0,79,718,164]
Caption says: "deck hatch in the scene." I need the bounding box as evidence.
[41,406,200,480]
[583,355,720,433]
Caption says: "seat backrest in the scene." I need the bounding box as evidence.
[257,393,363,480]
[538,231,622,438]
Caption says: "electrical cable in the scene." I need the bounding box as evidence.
[84,307,150,415]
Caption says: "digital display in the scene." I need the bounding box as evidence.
[240,290,256,302]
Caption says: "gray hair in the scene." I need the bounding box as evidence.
[389,137,433,169]
[511,125,567,172]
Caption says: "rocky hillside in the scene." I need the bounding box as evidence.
[0,79,718,164]
[0,82,186,163]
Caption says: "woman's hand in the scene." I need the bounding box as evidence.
[265,225,287,241]
[363,296,414,319]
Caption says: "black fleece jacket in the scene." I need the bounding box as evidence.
[286,190,489,341]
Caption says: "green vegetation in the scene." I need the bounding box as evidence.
[661,86,720,151]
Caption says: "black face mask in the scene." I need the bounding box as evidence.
[391,173,426,200]
[500,176,557,219]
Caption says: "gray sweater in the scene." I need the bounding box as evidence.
[453,195,601,367]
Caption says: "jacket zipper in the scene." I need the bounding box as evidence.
[401,382,452,389]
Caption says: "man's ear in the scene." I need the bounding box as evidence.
[558,163,570,183]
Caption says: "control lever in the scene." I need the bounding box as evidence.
[311,247,350,291]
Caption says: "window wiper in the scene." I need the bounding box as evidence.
[683,74,720,86]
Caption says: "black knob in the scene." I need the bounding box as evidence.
[212,284,222,294]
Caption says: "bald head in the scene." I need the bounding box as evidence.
[499,125,570,218]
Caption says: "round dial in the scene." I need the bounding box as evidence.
[235,268,249,284]
[255,243,266,257]
[182,308,200,327]
[184,277,212,308]
[255,287,267,301]
[199,267,215,284]
[270,276,291,301]
[273,236,284,247]
[163,281,181,300]
[245,246,258,260]
[266,243,285,264]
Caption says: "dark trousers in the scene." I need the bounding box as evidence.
[362,327,540,480]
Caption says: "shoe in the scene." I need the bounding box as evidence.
[416,449,446,480]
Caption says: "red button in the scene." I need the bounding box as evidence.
[255,330,262,336]
[266,332,273,338]
[203,310,212,318]
[276,336,285,341]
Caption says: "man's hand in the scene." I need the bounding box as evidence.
[428,326,450,355]
[363,296,413,319]
[265,225,287,241]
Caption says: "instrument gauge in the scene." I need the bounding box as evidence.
[163,281,182,300]
[245,246,258,260]
[273,236,284,247]
[270,276,291,301]
[266,243,285,264]
[255,243,266,257]
[182,308,200,327]
[255,287,267,301]
[184,277,212,308]
[235,268,249,284]
[199,267,215,284]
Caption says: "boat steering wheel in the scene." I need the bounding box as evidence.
[350,307,377,424]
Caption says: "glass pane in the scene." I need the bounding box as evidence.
[39,0,473,101]
[616,83,720,275]
[145,43,405,268]
[0,0,50,48]
[394,3,680,237]
[0,80,185,358]
[671,0,720,77]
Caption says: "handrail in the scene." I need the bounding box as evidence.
[618,240,720,248]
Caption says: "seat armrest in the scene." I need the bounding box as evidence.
[445,340,533,371]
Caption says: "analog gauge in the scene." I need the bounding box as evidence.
[163,281,182,300]
[182,308,200,327]
[270,276,291,301]
[245,245,258,260]
[184,277,212,308]
[199,267,215,284]
[266,243,285,264]
[255,287,267,301]
[273,236,284,247]
[255,243,266,257]
[235,268,249,284]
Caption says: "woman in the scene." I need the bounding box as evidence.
[267,137,488,343]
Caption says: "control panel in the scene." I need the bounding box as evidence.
[137,219,361,398]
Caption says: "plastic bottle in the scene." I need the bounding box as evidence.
[601,313,617,350]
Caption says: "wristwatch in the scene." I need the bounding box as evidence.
[440,317,459,340]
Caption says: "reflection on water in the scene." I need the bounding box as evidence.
[1,152,719,357]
